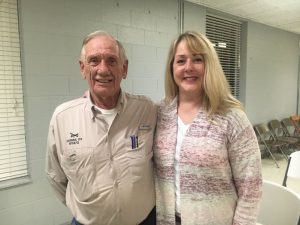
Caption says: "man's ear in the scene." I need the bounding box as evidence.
[79,60,86,79]
[122,60,128,79]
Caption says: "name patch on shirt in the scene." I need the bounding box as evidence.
[139,124,151,130]
[66,132,83,145]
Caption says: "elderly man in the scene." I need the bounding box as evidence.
[46,30,156,225]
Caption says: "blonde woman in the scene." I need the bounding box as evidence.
[154,31,262,225]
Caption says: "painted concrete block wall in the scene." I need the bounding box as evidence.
[1,1,300,225]
[0,0,178,225]
[183,1,206,33]
[245,22,299,124]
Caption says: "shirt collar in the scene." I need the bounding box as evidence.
[86,90,125,121]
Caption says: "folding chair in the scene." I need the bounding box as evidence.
[257,180,300,225]
[281,117,300,137]
[254,123,287,168]
[268,119,300,152]
[290,115,300,135]
[282,151,300,188]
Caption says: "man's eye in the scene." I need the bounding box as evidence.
[108,58,117,66]
[88,58,99,66]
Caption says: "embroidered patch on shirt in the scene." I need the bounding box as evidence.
[66,132,83,145]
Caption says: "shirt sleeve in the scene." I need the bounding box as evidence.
[227,112,262,225]
[45,117,68,205]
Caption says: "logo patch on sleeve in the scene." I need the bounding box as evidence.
[66,132,83,145]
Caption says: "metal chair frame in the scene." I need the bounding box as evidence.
[282,151,300,187]
[269,119,300,152]
[254,123,287,168]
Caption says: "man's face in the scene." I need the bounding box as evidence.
[80,35,128,103]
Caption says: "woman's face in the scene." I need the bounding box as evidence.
[172,40,205,97]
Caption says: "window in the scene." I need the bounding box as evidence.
[205,14,241,99]
[0,0,29,188]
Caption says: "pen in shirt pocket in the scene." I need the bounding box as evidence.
[130,135,139,149]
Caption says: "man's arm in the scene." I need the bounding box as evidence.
[45,121,68,205]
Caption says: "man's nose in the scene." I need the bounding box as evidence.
[96,60,109,72]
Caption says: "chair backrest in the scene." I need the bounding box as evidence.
[290,115,300,133]
[281,118,295,136]
[269,119,285,137]
[254,123,276,141]
[257,180,300,225]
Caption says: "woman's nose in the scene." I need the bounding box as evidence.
[184,59,193,71]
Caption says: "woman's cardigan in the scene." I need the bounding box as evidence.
[153,98,262,225]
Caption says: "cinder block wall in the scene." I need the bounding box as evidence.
[0,0,178,224]
[1,1,299,224]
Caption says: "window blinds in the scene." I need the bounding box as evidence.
[206,14,241,99]
[0,0,28,183]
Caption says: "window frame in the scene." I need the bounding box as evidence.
[0,0,30,189]
[205,13,242,99]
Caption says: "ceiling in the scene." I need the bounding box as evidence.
[186,0,300,35]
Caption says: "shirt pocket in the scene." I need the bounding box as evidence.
[126,129,154,158]
[60,147,96,201]
[126,132,153,183]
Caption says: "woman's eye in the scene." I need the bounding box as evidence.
[194,57,203,62]
[193,54,204,63]
[176,59,185,64]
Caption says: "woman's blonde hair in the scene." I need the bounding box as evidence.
[165,31,243,115]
